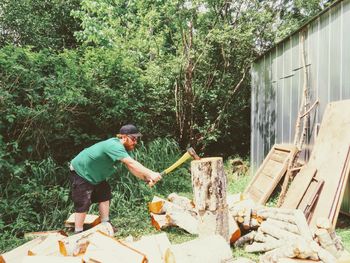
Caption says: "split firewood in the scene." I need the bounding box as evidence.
[230,199,256,217]
[231,257,255,263]
[0,236,47,263]
[21,256,83,263]
[228,218,241,244]
[311,241,337,263]
[164,235,233,263]
[314,228,339,257]
[82,231,147,263]
[129,233,171,263]
[316,217,332,231]
[259,245,298,263]
[337,250,350,263]
[236,215,245,224]
[316,217,344,252]
[28,233,66,256]
[58,222,114,256]
[64,213,100,229]
[245,239,285,253]
[293,210,313,241]
[150,213,172,230]
[259,221,300,240]
[276,258,322,263]
[243,208,252,230]
[148,196,173,214]
[167,193,196,212]
[166,209,198,235]
[260,239,319,262]
[254,230,278,243]
[257,207,296,216]
[234,231,257,248]
[266,218,299,235]
[24,230,68,239]
[329,231,344,251]
[257,211,296,224]
[249,218,260,229]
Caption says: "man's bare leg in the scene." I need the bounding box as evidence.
[99,200,110,222]
[75,212,86,233]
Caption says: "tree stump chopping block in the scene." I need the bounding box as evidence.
[191,157,229,242]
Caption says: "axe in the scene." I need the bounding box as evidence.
[148,147,200,187]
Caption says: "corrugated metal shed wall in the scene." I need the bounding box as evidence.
[251,0,350,213]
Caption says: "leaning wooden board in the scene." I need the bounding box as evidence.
[281,100,350,228]
[244,144,298,205]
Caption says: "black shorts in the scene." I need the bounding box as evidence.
[70,171,112,213]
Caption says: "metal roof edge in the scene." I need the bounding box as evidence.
[253,0,345,63]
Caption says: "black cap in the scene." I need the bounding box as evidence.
[119,124,142,137]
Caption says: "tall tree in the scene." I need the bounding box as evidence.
[71,0,329,155]
[0,0,81,50]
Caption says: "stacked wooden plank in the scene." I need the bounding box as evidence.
[281,100,350,228]
[244,144,298,205]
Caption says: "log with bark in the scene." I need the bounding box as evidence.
[245,239,286,253]
[259,239,320,262]
[259,221,300,240]
[228,217,241,243]
[265,218,299,235]
[191,157,229,241]
[234,231,257,248]
[314,228,339,257]
[254,230,278,243]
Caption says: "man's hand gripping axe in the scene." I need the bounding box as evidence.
[148,147,200,187]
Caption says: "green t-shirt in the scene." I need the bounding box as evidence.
[71,138,130,185]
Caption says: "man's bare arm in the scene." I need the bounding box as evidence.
[120,156,161,183]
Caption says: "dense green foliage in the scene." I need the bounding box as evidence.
[0,0,337,255]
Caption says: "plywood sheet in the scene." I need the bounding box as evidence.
[244,144,298,204]
[281,100,350,227]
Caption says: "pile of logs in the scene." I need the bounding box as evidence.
[148,193,241,244]
[148,193,199,235]
[232,204,349,263]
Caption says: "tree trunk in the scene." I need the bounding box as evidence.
[176,20,194,148]
[191,157,229,242]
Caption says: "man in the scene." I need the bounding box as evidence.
[69,124,162,233]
